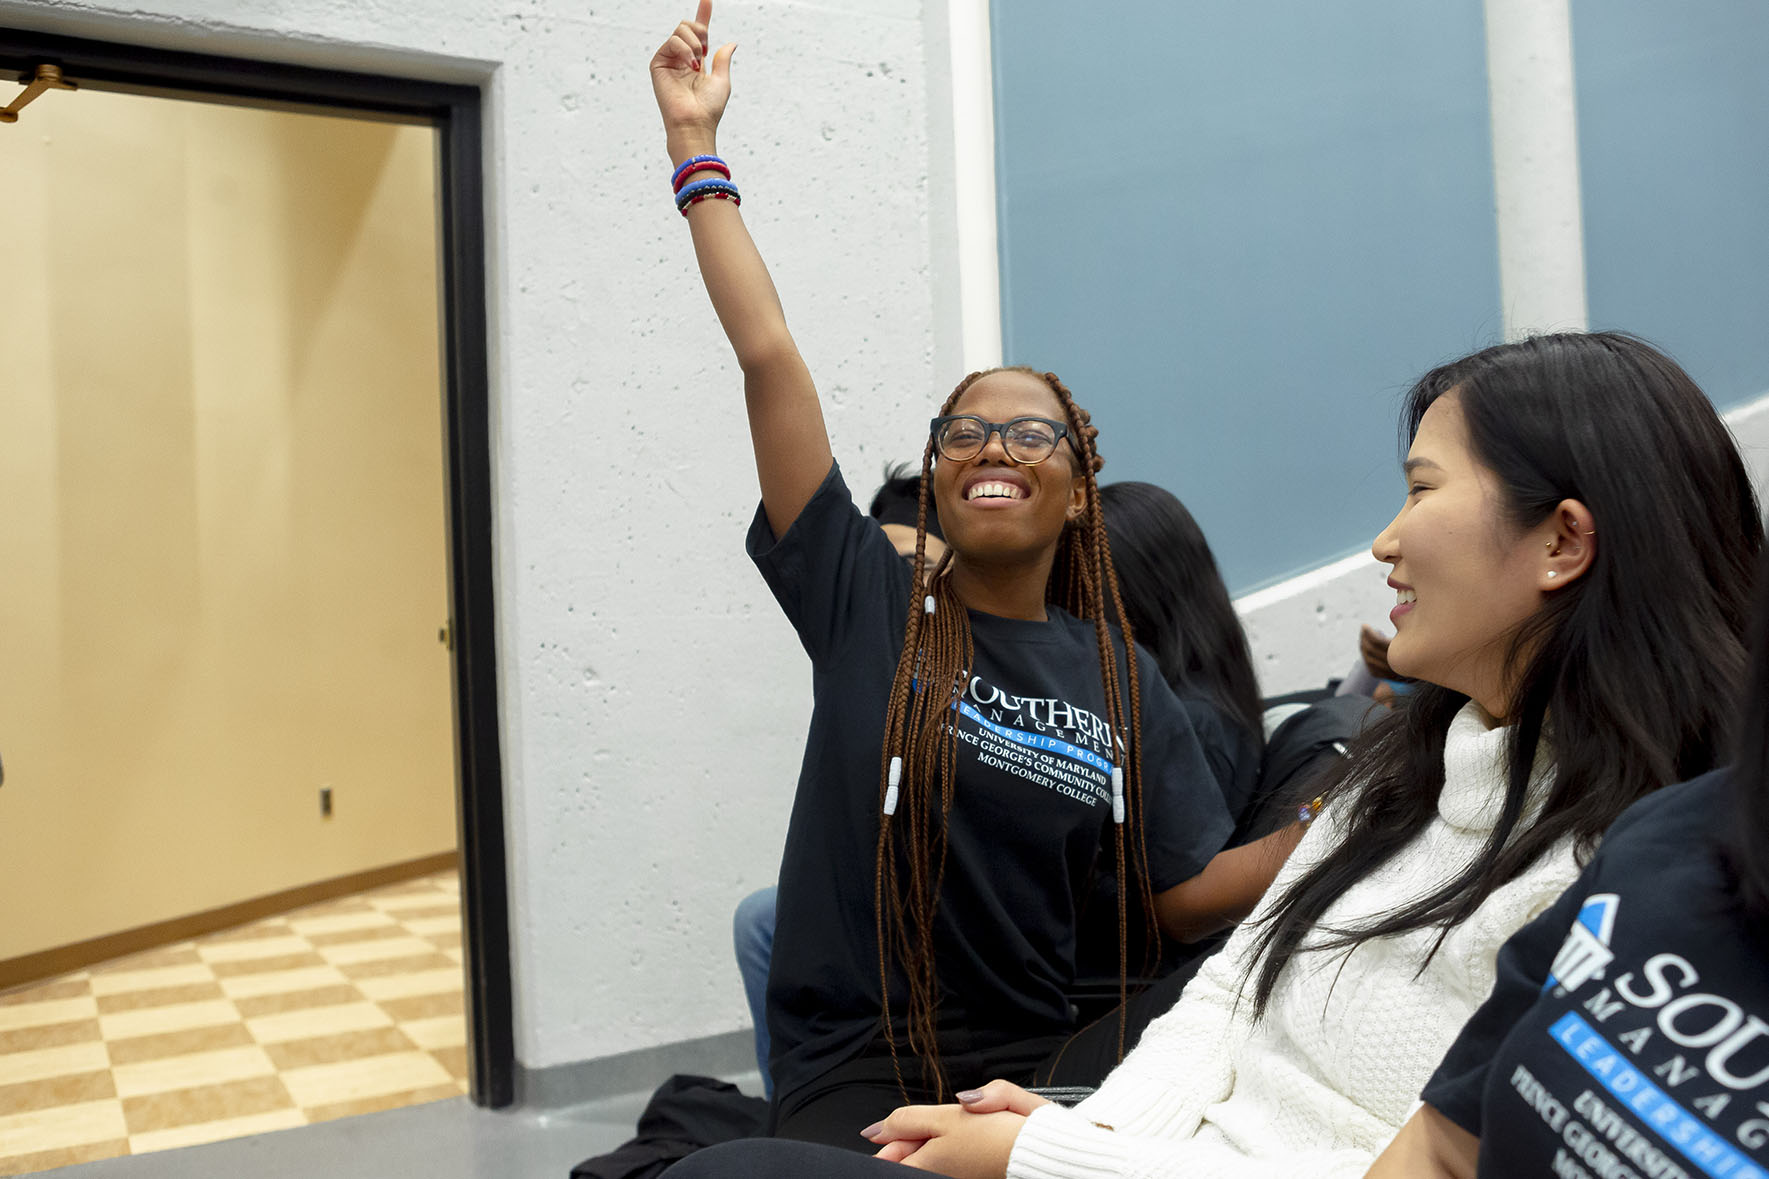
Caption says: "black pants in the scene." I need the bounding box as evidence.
[663,1137,956,1178]
[755,953,1210,1159]
[767,1030,1067,1151]
[1030,959,1197,1088]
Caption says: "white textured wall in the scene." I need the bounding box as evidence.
[1,0,952,1070]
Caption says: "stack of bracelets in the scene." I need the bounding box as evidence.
[672,154,739,217]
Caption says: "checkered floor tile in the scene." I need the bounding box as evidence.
[0,872,466,1175]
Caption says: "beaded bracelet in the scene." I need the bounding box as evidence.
[672,177,735,216]
[676,178,741,216]
[671,154,728,191]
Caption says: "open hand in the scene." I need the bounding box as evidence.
[649,0,737,148]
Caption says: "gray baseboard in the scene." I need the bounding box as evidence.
[514,1029,758,1109]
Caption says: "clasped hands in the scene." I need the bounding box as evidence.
[860,1079,1051,1178]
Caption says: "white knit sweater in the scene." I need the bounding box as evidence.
[1008,703,1580,1179]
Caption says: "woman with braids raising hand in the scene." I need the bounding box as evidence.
[651,2,1290,1152]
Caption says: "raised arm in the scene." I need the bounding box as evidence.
[650,1,834,537]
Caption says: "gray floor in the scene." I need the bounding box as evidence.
[40,1073,764,1179]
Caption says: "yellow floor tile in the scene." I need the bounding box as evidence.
[0,1136,129,1176]
[261,1028,415,1072]
[127,1106,306,1155]
[95,982,225,1014]
[98,999,239,1042]
[0,1070,117,1116]
[0,1041,109,1087]
[196,935,314,964]
[375,992,462,1023]
[366,893,453,913]
[89,946,199,975]
[88,964,220,997]
[401,915,461,937]
[315,935,438,966]
[120,1075,294,1135]
[354,969,462,1002]
[398,1014,466,1051]
[0,997,98,1035]
[0,1019,104,1056]
[0,978,89,1008]
[278,1052,452,1109]
[111,1045,276,1099]
[0,1099,128,1156]
[105,1024,254,1066]
[217,966,349,1001]
[285,912,398,936]
[245,1001,392,1045]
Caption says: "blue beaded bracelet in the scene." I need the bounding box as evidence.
[676,178,740,216]
[671,154,727,190]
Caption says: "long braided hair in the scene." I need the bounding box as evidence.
[873,367,1159,1100]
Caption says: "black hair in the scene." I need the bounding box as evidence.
[1097,481,1262,741]
[1245,331,1762,1016]
[869,462,942,540]
[1732,537,1769,916]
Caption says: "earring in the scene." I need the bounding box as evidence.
[1548,571,1559,580]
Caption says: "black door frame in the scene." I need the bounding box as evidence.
[0,28,515,1107]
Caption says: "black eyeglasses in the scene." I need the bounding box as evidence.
[929,415,1071,465]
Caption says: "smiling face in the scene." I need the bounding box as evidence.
[930,370,1086,567]
[1372,392,1550,718]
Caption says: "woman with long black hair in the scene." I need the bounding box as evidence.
[1367,539,1769,1177]
[1098,482,1263,822]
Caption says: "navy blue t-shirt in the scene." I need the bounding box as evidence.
[749,463,1233,1106]
[1424,770,1769,1179]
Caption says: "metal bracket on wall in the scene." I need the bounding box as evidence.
[1,64,77,124]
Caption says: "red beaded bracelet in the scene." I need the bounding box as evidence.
[671,155,731,193]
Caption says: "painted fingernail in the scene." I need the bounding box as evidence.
[860,1121,884,1138]
[956,1089,983,1104]
[690,58,701,70]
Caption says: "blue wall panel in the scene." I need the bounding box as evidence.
[1571,1,1769,410]
[990,2,1502,592]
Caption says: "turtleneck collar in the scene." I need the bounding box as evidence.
[1437,700,1555,833]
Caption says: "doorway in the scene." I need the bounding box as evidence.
[0,28,510,1123]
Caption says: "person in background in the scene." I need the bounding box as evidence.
[1096,482,1262,819]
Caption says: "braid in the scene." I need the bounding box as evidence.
[873,367,1157,1100]
[1036,372,1160,1056]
